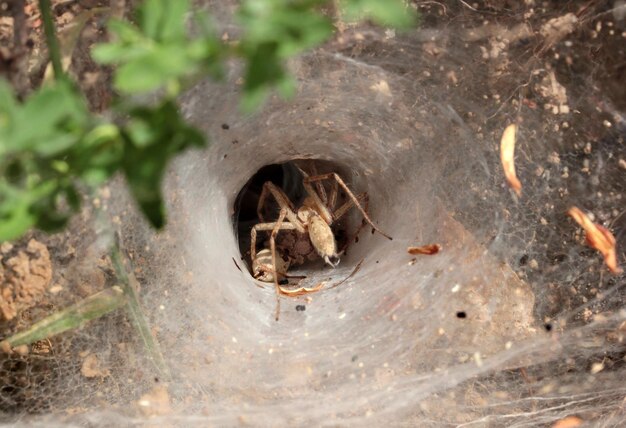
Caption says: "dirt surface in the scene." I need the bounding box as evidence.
[0,0,121,109]
[0,239,52,321]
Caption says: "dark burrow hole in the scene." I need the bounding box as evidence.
[233,159,367,284]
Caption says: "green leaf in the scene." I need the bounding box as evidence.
[158,0,190,41]
[241,42,285,111]
[32,184,81,233]
[340,0,416,28]
[276,75,296,98]
[107,19,144,43]
[0,179,57,241]
[137,0,189,41]
[93,0,225,95]
[238,0,333,58]
[0,79,89,157]
[0,185,37,241]
[113,45,195,93]
[236,0,334,110]
[241,85,270,113]
[82,123,120,149]
[71,124,122,185]
[91,42,149,64]
[126,118,155,148]
[120,100,205,228]
[138,0,164,39]
[80,168,111,186]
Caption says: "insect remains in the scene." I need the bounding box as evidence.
[252,248,290,283]
[247,161,392,320]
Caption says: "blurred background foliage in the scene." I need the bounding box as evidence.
[0,0,417,241]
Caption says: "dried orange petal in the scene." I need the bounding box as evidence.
[567,207,622,274]
[278,282,324,297]
[500,123,522,196]
[407,244,441,255]
[552,416,583,428]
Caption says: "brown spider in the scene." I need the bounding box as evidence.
[249,163,392,319]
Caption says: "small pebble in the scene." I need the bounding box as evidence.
[591,362,604,374]
[14,345,29,355]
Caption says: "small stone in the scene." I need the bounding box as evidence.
[14,345,29,355]
[547,152,561,165]
[49,284,64,294]
[590,362,604,374]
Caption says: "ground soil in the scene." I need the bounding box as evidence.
[0,239,52,322]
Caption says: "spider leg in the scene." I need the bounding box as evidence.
[337,193,369,254]
[250,219,297,268]
[308,161,328,205]
[305,173,392,240]
[333,191,367,221]
[296,168,334,225]
[270,209,287,321]
[257,181,305,233]
[296,164,333,221]
[328,178,339,212]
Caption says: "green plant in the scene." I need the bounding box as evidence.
[0,0,417,241]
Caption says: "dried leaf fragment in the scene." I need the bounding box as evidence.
[370,80,392,96]
[552,416,583,428]
[567,207,622,274]
[278,282,325,297]
[540,13,578,48]
[407,244,441,255]
[137,385,171,417]
[81,353,110,378]
[500,124,522,196]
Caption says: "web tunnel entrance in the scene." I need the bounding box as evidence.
[233,158,378,289]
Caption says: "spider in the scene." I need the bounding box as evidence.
[249,163,392,319]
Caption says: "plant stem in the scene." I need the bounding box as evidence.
[11,0,30,97]
[38,0,63,80]
[111,245,171,380]
[1,287,126,349]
